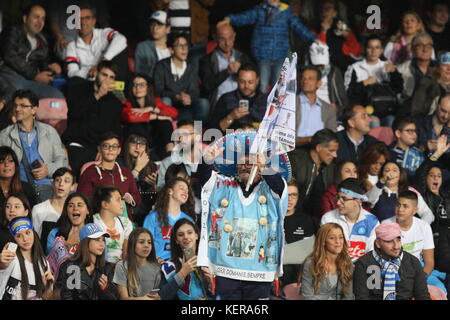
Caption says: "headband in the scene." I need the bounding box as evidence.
[339,188,368,202]
[9,218,33,237]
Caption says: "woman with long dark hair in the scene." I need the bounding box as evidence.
[358,142,390,192]
[0,193,32,249]
[0,217,54,300]
[121,73,178,160]
[161,218,212,300]
[46,192,93,255]
[300,223,353,300]
[0,147,36,210]
[143,177,195,262]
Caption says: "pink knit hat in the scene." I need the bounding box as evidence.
[375,223,402,241]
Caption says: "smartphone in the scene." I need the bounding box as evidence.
[239,99,249,111]
[7,242,17,253]
[31,159,41,169]
[183,247,195,260]
[150,288,160,293]
[111,81,125,91]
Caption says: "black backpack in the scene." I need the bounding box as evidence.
[365,82,398,118]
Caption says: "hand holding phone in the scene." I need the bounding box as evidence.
[31,159,41,169]
[7,242,17,253]
[239,99,249,111]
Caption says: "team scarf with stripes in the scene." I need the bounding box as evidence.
[372,249,403,300]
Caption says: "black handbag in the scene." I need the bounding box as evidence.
[365,82,398,118]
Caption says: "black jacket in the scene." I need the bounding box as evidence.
[62,79,124,151]
[353,249,430,300]
[57,259,118,300]
[0,25,53,79]
[437,226,450,273]
[153,57,199,102]
[199,49,252,104]
[335,130,379,164]
[327,65,349,117]
[207,89,267,131]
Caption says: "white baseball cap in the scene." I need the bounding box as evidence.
[149,11,168,25]
[310,42,330,66]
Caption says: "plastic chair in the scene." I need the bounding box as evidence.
[282,283,303,300]
[37,98,68,121]
[368,126,395,145]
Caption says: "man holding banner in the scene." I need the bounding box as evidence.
[196,55,297,299]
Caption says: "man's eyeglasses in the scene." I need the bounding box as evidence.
[402,129,417,134]
[413,43,433,50]
[173,44,189,49]
[101,144,120,151]
[14,103,34,108]
[335,195,355,202]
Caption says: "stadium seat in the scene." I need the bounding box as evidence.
[282,283,303,300]
[36,98,68,135]
[368,126,395,145]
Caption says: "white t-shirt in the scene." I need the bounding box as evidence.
[317,75,331,104]
[93,214,133,264]
[382,216,434,262]
[0,257,48,300]
[32,200,60,237]
[156,47,171,61]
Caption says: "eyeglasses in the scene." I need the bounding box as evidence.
[173,44,189,49]
[130,141,146,147]
[14,103,34,108]
[101,144,120,151]
[288,193,299,198]
[335,195,355,202]
[402,129,417,134]
[132,82,147,88]
[413,43,433,50]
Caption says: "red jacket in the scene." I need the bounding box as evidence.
[121,98,178,123]
[320,183,372,216]
[77,162,141,216]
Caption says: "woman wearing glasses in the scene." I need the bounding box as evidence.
[122,73,178,160]
[77,131,141,220]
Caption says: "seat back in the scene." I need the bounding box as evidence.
[37,98,68,121]
[368,126,395,145]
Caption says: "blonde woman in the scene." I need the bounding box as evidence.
[300,223,354,300]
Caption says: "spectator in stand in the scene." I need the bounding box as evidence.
[143,177,195,262]
[311,0,361,73]
[308,42,348,118]
[389,116,425,179]
[0,90,68,203]
[77,132,141,218]
[121,73,177,160]
[289,129,338,226]
[384,11,433,66]
[56,222,118,300]
[135,10,171,78]
[0,4,64,99]
[0,193,32,250]
[62,60,124,179]
[321,178,379,261]
[397,33,437,113]
[154,32,210,121]
[425,1,450,54]
[335,105,378,164]
[207,63,266,132]
[0,147,37,210]
[358,141,390,192]
[353,222,430,300]
[295,66,337,147]
[300,223,353,300]
[199,23,252,105]
[344,35,404,127]
[320,160,358,216]
[32,168,74,239]
[417,93,450,155]
[217,0,318,93]
[45,192,93,255]
[64,3,128,82]
[93,186,134,264]
[437,224,450,295]
[365,161,434,224]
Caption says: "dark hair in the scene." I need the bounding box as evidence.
[165,163,189,183]
[78,1,97,17]
[437,92,450,105]
[238,63,259,77]
[167,32,190,48]
[70,237,106,268]
[170,218,199,272]
[335,161,357,185]
[9,216,47,299]
[310,129,338,150]
[12,89,39,108]
[176,119,195,129]
[154,177,194,226]
[380,161,409,192]
[228,121,255,131]
[341,105,364,130]
[121,134,156,178]
[364,35,384,50]
[125,228,159,296]
[55,192,93,240]
[97,60,118,76]
[0,147,24,196]
[1,192,32,229]
[398,190,418,206]
[127,73,156,108]
[392,115,416,132]
[359,142,390,189]
[301,65,322,80]
[337,178,366,196]
[429,1,449,13]
[52,167,75,183]
[98,131,122,147]
[93,185,121,213]
[22,2,45,17]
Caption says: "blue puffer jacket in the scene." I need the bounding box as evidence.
[227,1,316,61]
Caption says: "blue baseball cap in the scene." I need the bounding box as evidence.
[79,223,110,241]
[439,52,450,65]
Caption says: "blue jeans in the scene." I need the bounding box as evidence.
[0,72,64,99]
[162,97,210,121]
[258,59,285,94]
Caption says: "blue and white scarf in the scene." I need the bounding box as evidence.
[373,249,403,300]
